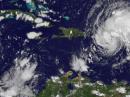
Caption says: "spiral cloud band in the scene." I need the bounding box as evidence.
[86,0,130,56]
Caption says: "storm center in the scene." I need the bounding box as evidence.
[94,9,130,55]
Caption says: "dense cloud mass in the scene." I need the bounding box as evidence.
[0,54,38,97]
[85,0,130,58]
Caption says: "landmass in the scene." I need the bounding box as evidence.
[37,71,130,97]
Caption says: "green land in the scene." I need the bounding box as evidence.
[52,27,84,39]
[37,71,130,97]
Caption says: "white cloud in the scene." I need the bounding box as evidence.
[27,31,42,39]
[51,76,60,83]
[91,90,105,97]
[71,55,89,72]
[0,56,38,97]
[126,95,130,97]
[24,0,32,3]
[35,22,50,28]
[116,87,126,94]
[56,94,60,97]
[34,18,43,24]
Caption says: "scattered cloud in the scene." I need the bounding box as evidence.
[71,55,89,72]
[0,56,38,97]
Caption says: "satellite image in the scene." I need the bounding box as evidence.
[0,0,130,97]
